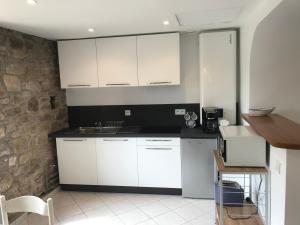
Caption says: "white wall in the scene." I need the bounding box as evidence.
[285,149,300,225]
[270,146,287,225]
[66,32,200,106]
[250,0,300,123]
[237,0,283,115]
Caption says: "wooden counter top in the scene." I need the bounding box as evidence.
[216,204,264,225]
[242,114,300,150]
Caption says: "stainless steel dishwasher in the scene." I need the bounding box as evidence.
[181,138,217,198]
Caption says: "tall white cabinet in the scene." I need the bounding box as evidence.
[199,31,237,124]
[96,36,139,87]
[58,39,99,88]
[137,33,180,86]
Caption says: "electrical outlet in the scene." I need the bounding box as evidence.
[125,109,131,117]
[175,109,186,115]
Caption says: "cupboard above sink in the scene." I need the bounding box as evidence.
[58,33,180,89]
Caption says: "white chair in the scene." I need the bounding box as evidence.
[0,195,54,225]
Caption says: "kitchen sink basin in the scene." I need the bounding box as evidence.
[78,127,119,134]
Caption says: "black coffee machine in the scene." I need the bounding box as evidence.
[202,107,223,133]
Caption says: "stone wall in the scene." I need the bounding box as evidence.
[0,27,68,199]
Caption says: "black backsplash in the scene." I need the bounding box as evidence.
[68,103,200,128]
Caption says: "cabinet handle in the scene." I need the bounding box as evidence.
[63,139,87,142]
[106,83,130,86]
[103,139,128,142]
[146,147,173,150]
[149,82,172,85]
[145,139,172,142]
[68,84,91,87]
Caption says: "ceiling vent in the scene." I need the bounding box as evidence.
[175,7,243,26]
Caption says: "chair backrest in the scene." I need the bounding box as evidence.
[0,195,54,225]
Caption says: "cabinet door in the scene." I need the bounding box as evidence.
[137,33,180,86]
[96,138,138,186]
[200,31,237,124]
[56,138,98,185]
[58,39,99,88]
[138,146,181,188]
[97,36,138,87]
[181,139,217,198]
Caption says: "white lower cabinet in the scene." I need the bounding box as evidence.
[56,137,181,188]
[137,141,182,188]
[96,138,138,186]
[56,138,98,185]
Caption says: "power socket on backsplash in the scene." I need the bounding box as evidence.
[125,109,131,116]
[175,109,186,115]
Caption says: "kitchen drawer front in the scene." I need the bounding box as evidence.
[56,138,98,185]
[96,138,138,186]
[137,145,182,188]
[137,138,180,146]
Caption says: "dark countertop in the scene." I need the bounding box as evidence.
[49,127,219,139]
[180,128,219,139]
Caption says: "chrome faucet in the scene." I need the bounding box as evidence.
[94,121,102,128]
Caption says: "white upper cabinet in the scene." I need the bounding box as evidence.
[57,33,180,89]
[96,36,138,87]
[200,31,237,124]
[137,33,180,86]
[58,39,98,88]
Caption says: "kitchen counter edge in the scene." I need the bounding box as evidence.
[49,128,219,139]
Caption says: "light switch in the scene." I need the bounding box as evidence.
[125,110,131,117]
[275,160,281,174]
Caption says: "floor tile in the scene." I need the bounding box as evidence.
[174,203,204,221]
[153,212,186,225]
[137,219,158,225]
[159,196,190,210]
[76,197,107,212]
[27,214,49,225]
[192,200,215,215]
[106,199,136,215]
[52,191,76,209]
[71,192,98,203]
[49,191,214,225]
[82,216,124,225]
[118,209,149,225]
[55,204,83,221]
[129,194,160,207]
[58,213,87,225]
[139,201,170,217]
[96,192,130,203]
[84,205,115,219]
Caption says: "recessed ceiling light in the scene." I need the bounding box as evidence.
[163,20,170,26]
[88,28,95,33]
[27,0,37,5]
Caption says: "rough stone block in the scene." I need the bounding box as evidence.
[6,62,27,75]
[3,75,21,92]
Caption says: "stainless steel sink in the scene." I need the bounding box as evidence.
[78,127,119,134]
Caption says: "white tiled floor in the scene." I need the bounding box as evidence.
[15,189,215,225]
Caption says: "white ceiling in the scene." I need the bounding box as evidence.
[0,0,258,40]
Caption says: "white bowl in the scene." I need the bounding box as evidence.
[249,107,276,116]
